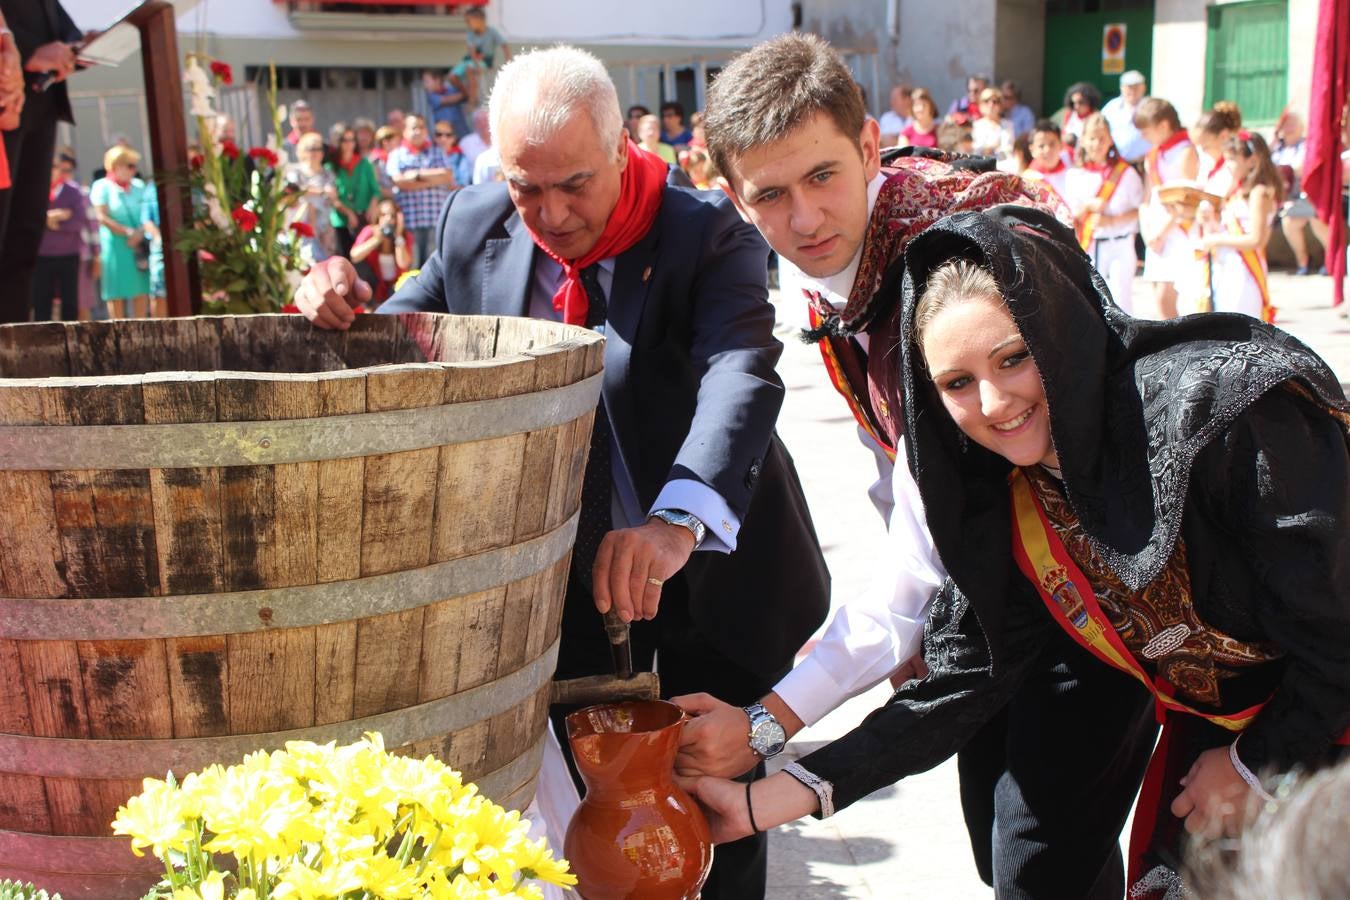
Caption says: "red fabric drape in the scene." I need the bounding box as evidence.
[1304,0,1350,307]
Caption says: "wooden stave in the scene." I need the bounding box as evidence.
[0,315,599,850]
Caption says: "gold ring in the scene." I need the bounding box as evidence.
[647,576,664,587]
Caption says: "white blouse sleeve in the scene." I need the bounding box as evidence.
[773,437,947,726]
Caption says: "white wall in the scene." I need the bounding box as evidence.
[1151,0,1208,125]
[1287,0,1318,121]
[65,0,788,46]
[501,0,792,46]
[895,0,997,114]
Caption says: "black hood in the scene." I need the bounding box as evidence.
[897,206,1347,664]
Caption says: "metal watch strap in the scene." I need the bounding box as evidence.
[650,508,706,549]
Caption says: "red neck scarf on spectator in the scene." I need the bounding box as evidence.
[112,177,132,191]
[1082,159,1110,173]
[49,175,65,202]
[338,152,361,175]
[525,139,667,327]
[402,139,430,155]
[1032,159,1066,175]
[1156,129,1190,155]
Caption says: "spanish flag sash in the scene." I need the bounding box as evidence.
[1009,467,1264,730]
[1228,212,1276,324]
[1076,161,1129,250]
[807,304,896,462]
[1012,464,1349,892]
[1146,132,1193,237]
[1192,194,1275,322]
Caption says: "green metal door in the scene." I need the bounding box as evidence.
[1205,0,1288,126]
[1043,1,1154,117]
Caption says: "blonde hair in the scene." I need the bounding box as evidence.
[914,259,1004,350]
[104,145,140,173]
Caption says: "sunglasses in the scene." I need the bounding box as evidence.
[340,136,357,143]
[435,131,455,138]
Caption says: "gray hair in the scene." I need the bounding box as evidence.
[1189,761,1350,899]
[488,45,624,157]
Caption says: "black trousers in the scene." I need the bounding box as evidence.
[551,571,788,900]
[0,90,61,323]
[957,628,1159,899]
[31,253,79,321]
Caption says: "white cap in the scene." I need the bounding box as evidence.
[1120,70,1145,87]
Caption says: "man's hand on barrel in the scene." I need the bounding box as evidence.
[593,520,695,623]
[294,257,373,330]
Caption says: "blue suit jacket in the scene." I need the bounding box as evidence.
[382,182,829,675]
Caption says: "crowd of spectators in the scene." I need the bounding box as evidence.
[32,26,1348,321]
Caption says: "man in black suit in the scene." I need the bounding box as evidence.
[294,45,830,900]
[0,0,81,322]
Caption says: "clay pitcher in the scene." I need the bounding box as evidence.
[564,700,714,899]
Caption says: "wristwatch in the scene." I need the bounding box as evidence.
[649,508,706,550]
[744,702,787,759]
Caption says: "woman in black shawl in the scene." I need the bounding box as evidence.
[682,206,1350,895]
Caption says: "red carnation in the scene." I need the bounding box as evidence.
[289,221,315,238]
[232,206,258,232]
[219,140,240,161]
[209,60,233,85]
[247,146,279,167]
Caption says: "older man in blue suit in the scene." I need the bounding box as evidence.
[294,45,829,900]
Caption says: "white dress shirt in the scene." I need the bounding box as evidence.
[530,255,740,552]
[772,172,947,726]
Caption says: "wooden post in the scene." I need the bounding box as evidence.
[133,1,200,316]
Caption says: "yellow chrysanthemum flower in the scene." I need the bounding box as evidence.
[112,777,193,858]
[111,731,572,898]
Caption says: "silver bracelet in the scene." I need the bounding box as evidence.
[782,761,835,819]
[1229,738,1275,804]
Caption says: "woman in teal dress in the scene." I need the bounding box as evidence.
[90,145,151,318]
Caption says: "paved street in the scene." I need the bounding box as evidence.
[762,270,1350,898]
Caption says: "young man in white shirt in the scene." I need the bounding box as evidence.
[676,32,1158,900]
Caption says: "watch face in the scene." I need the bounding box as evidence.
[751,719,787,756]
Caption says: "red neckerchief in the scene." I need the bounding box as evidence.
[49,177,66,202]
[1031,160,1067,175]
[1082,160,1111,173]
[1207,156,1225,179]
[524,138,667,327]
[337,153,361,176]
[402,140,430,155]
[1157,129,1190,155]
[112,178,132,192]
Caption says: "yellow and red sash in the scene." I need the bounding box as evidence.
[1009,468,1264,730]
[1192,193,1276,322]
[807,305,896,462]
[1076,161,1129,250]
[1147,131,1194,237]
[1228,214,1276,324]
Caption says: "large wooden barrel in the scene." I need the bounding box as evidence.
[0,313,602,898]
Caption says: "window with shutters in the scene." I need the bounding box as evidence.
[1205,0,1289,126]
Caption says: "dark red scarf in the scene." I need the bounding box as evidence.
[525,138,667,326]
[402,140,430,155]
[1031,159,1067,175]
